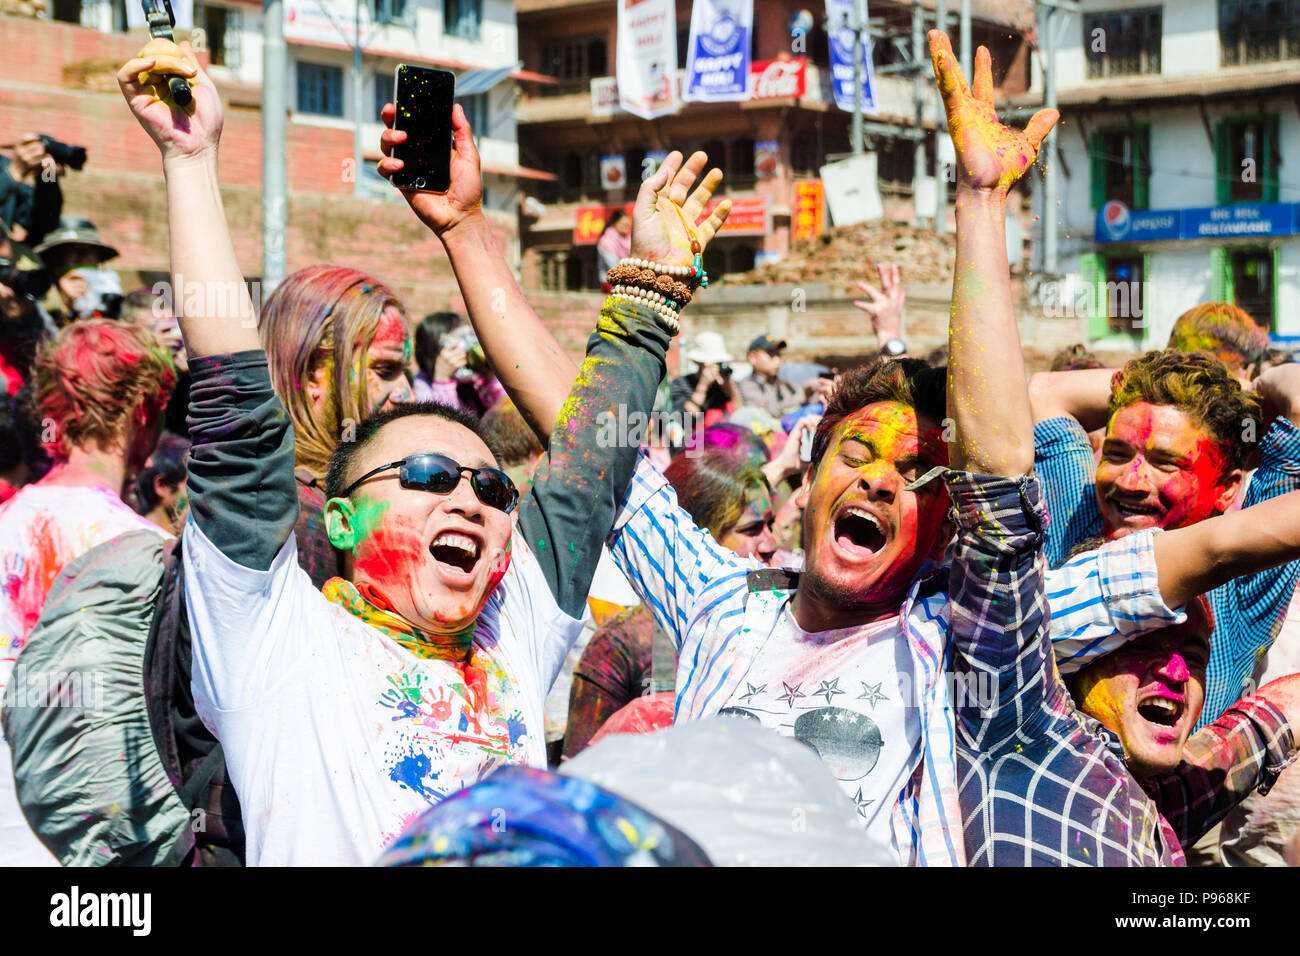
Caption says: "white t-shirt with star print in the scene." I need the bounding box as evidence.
[715,605,918,856]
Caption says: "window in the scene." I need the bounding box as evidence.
[51,0,80,23]
[195,4,243,69]
[371,0,411,26]
[1088,126,1151,210]
[297,62,344,117]
[1216,114,1280,204]
[1220,0,1300,65]
[539,36,608,93]
[375,70,395,120]
[1103,256,1145,335]
[1084,8,1162,78]
[1229,249,1276,330]
[460,93,489,138]
[445,0,481,41]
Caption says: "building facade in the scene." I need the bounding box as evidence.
[1022,0,1300,348]
[514,0,1033,292]
[0,0,544,315]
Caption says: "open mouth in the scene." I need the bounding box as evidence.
[1108,500,1164,524]
[429,532,481,576]
[833,506,888,558]
[1136,694,1183,728]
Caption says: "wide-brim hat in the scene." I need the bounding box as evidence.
[685,331,733,365]
[33,216,118,263]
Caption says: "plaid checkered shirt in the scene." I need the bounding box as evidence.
[609,455,1187,865]
[1034,415,1300,728]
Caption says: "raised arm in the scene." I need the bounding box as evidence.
[1154,489,1300,609]
[117,40,257,357]
[933,32,1056,477]
[377,103,574,442]
[1027,367,1117,429]
[513,150,730,618]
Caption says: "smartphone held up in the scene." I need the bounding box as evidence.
[390,65,455,193]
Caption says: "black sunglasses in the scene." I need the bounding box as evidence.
[341,453,520,514]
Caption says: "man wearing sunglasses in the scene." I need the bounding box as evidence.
[119,44,733,865]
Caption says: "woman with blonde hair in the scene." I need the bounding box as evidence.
[258,264,414,586]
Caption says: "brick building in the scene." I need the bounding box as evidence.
[0,2,611,350]
[514,0,1035,293]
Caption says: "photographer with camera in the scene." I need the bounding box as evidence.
[0,132,80,246]
[33,216,122,324]
[670,330,739,429]
[0,218,58,398]
[412,311,506,417]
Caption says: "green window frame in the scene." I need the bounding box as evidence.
[1088,125,1151,210]
[1214,113,1280,205]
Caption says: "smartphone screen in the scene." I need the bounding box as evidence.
[391,65,454,193]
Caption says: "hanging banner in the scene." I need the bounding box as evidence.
[792,180,825,242]
[685,0,753,103]
[825,0,877,113]
[617,0,680,119]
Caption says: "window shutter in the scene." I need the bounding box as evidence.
[1079,253,1106,339]
[227,9,243,69]
[1210,247,1231,302]
[1214,118,1232,205]
[1133,126,1151,210]
[1263,113,1280,203]
[1271,246,1281,332]
[1089,129,1105,210]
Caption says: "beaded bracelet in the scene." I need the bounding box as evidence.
[605,265,693,307]
[610,285,680,334]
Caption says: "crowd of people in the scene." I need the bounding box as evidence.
[0,31,1297,868]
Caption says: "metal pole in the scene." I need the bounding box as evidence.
[1041,2,1059,274]
[353,1,364,198]
[933,0,947,234]
[851,0,864,155]
[912,0,925,226]
[960,0,972,78]
[262,0,287,290]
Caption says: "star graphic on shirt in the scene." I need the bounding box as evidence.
[738,682,766,703]
[777,681,806,708]
[851,788,875,816]
[857,681,887,708]
[813,678,844,704]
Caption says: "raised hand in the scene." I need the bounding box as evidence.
[929,30,1057,200]
[117,40,220,162]
[853,262,906,344]
[378,102,483,237]
[630,151,731,269]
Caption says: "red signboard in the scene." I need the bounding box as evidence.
[707,194,768,236]
[792,180,825,242]
[573,204,634,244]
[749,57,806,100]
[574,196,768,243]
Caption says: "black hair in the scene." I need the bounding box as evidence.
[0,398,21,474]
[414,312,464,381]
[810,357,947,469]
[606,210,628,230]
[134,432,190,512]
[324,400,486,500]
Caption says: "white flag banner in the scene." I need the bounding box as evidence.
[684,0,753,103]
[825,0,877,113]
[617,0,680,120]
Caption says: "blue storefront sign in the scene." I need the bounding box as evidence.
[1096,199,1299,243]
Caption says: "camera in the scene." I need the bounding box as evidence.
[37,135,87,171]
[442,325,487,381]
[719,363,733,379]
[0,257,52,301]
[69,267,124,320]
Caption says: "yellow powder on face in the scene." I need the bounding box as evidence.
[1074,670,1127,732]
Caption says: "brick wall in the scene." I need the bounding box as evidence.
[0,14,530,331]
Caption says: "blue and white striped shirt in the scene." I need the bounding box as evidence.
[608,455,1183,865]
